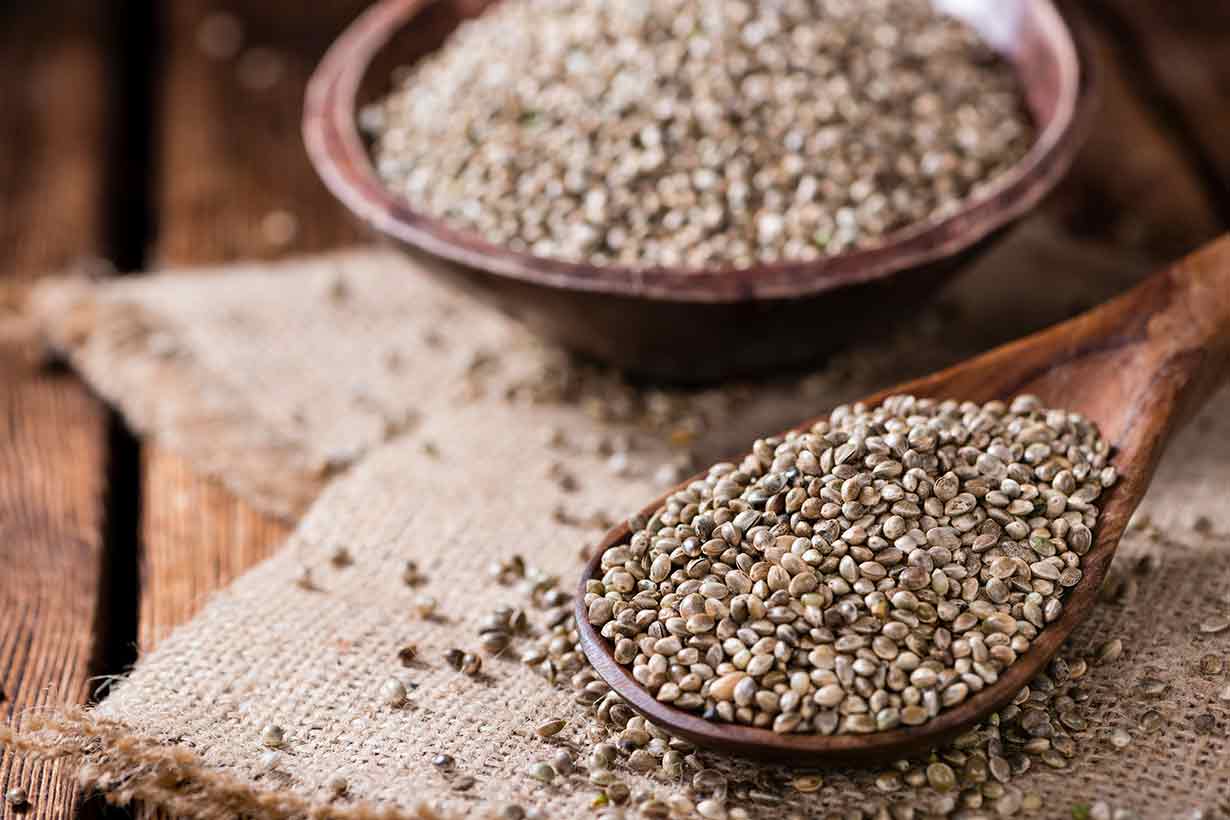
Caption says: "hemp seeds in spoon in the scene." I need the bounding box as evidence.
[367,0,1035,270]
[586,394,1116,735]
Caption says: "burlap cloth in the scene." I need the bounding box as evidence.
[7,223,1230,819]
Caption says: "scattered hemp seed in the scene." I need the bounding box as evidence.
[326,775,348,797]
[551,749,574,775]
[1097,639,1124,664]
[527,762,557,784]
[397,643,419,666]
[294,566,315,591]
[371,0,1034,270]
[413,594,438,619]
[431,753,455,770]
[535,718,567,738]
[381,677,408,707]
[260,723,285,748]
[446,649,482,676]
[259,750,282,771]
[330,546,353,568]
[5,787,28,808]
[1199,616,1230,635]
[460,652,482,676]
[587,394,1115,734]
[402,560,426,587]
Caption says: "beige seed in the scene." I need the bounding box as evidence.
[260,723,285,748]
[1097,638,1123,664]
[926,762,957,792]
[1200,616,1230,634]
[527,762,556,783]
[535,719,566,738]
[791,775,822,793]
[381,678,407,707]
[5,787,28,808]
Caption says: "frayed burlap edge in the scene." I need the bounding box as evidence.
[30,278,326,520]
[0,712,455,820]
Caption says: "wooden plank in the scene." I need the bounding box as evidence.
[140,451,291,650]
[150,0,368,268]
[1046,8,1222,257]
[0,350,108,820]
[0,2,114,816]
[138,0,368,650]
[1092,0,1230,224]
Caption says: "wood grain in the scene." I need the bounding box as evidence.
[0,1,114,818]
[1047,8,1221,256]
[138,0,366,651]
[0,349,108,820]
[1093,0,1230,223]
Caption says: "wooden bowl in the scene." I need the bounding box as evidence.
[305,0,1093,383]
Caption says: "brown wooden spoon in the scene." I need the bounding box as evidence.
[576,236,1230,764]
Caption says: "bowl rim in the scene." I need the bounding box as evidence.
[304,0,1094,304]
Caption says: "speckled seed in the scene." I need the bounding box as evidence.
[792,775,823,793]
[5,788,28,808]
[1109,728,1131,749]
[1200,616,1230,634]
[527,762,557,783]
[260,724,285,748]
[1040,750,1067,769]
[1097,639,1123,664]
[927,762,957,792]
[381,678,407,707]
[697,799,727,819]
[586,394,1113,736]
[536,719,567,737]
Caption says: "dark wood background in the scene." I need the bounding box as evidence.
[1,1,1228,817]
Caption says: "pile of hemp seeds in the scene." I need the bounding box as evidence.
[366,0,1035,270]
[585,394,1116,736]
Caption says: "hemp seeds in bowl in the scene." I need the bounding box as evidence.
[584,394,1116,736]
[364,0,1036,271]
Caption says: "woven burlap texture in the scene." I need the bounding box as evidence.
[11,224,1230,818]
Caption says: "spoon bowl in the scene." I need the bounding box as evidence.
[576,236,1230,763]
[305,0,1093,381]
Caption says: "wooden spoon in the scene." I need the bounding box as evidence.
[576,236,1230,764]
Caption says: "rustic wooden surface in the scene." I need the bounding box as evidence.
[1,1,1229,817]
[0,1,121,818]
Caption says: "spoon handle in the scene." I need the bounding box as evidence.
[1136,234,1230,434]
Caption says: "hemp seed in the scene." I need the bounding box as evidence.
[371,0,1033,271]
[590,395,1114,734]
[260,723,285,748]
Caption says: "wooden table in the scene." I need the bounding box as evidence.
[1,1,1227,817]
